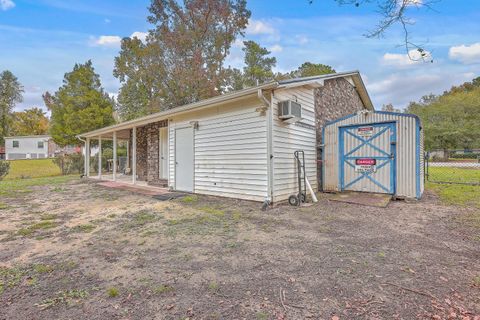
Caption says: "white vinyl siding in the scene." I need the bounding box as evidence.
[168,98,268,201]
[271,87,317,202]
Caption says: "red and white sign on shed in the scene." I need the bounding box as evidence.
[355,158,377,173]
[357,126,373,137]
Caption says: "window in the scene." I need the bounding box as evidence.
[38,141,44,149]
[13,141,19,148]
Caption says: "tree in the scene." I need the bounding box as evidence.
[114,0,251,120]
[381,103,401,112]
[0,70,23,144]
[44,61,115,146]
[287,62,336,78]
[407,78,480,151]
[242,40,276,87]
[10,107,49,136]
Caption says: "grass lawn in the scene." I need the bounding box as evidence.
[427,166,480,184]
[426,167,480,209]
[4,159,62,180]
[0,175,77,197]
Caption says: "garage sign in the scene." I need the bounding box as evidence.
[357,126,373,137]
[355,158,376,173]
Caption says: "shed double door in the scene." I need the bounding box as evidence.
[339,122,396,194]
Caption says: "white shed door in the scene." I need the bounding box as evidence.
[175,127,194,192]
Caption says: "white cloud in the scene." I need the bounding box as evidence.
[91,35,122,47]
[269,44,283,53]
[130,31,147,42]
[246,19,276,35]
[0,0,15,11]
[295,35,309,45]
[104,18,111,24]
[449,43,480,64]
[368,71,474,108]
[382,49,432,68]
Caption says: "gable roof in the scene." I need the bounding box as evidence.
[79,71,372,138]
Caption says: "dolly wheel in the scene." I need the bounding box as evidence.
[300,192,306,203]
[288,195,299,206]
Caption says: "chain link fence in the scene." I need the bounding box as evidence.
[425,150,480,185]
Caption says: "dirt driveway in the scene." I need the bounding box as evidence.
[1,179,479,319]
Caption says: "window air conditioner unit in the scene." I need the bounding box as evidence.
[278,100,302,123]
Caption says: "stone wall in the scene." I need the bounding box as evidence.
[129,120,168,185]
[314,77,366,188]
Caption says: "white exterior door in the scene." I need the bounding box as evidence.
[175,127,194,192]
[159,127,169,180]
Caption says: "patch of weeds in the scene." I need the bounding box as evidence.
[232,211,242,221]
[123,210,161,229]
[0,266,26,294]
[0,202,9,210]
[90,218,107,224]
[17,220,57,237]
[225,241,238,249]
[256,312,268,320]
[71,224,96,233]
[200,206,224,216]
[40,214,57,221]
[473,275,480,287]
[51,186,66,193]
[140,229,158,237]
[377,251,386,258]
[107,287,119,298]
[153,284,174,294]
[34,264,54,274]
[58,260,77,271]
[36,289,89,310]
[181,195,198,203]
[208,281,219,293]
[107,213,116,218]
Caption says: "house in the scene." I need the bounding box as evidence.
[79,71,373,203]
[4,135,52,160]
[0,146,5,160]
[4,135,91,160]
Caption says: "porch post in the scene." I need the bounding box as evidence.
[132,127,137,184]
[113,131,117,181]
[85,138,90,177]
[98,136,102,179]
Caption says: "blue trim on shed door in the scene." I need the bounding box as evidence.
[339,122,396,194]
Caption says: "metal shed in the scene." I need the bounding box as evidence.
[322,110,424,199]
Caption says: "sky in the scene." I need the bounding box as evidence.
[1,0,479,112]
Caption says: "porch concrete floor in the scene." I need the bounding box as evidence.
[89,174,173,197]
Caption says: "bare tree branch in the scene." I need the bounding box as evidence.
[310,0,440,62]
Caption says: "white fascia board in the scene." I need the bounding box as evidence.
[78,82,277,138]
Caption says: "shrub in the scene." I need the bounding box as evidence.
[0,160,10,181]
[450,152,480,159]
[53,153,84,175]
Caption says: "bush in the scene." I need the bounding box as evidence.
[450,152,480,159]
[53,153,84,175]
[0,160,10,180]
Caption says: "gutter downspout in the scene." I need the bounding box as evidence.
[76,136,87,178]
[258,89,274,209]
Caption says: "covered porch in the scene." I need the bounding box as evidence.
[82,119,169,188]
